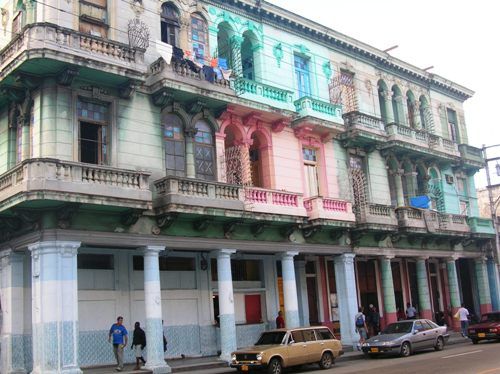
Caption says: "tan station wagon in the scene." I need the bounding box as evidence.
[230,326,343,374]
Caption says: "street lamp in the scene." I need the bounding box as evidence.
[482,144,500,265]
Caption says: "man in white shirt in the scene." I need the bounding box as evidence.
[456,303,470,337]
[406,302,417,319]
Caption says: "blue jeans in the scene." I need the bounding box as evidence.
[460,320,469,337]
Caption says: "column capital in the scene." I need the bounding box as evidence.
[334,253,356,265]
[0,248,24,263]
[382,255,395,261]
[279,251,299,260]
[141,245,165,256]
[447,255,459,263]
[28,240,81,256]
[417,256,429,261]
[474,256,487,264]
[213,249,236,258]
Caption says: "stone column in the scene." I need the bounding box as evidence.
[380,256,397,324]
[0,250,27,374]
[382,91,394,124]
[392,94,406,125]
[487,257,500,311]
[416,257,432,320]
[28,241,81,374]
[216,249,237,362]
[412,100,422,129]
[294,260,309,327]
[475,257,492,315]
[280,252,300,328]
[184,129,196,179]
[446,258,461,331]
[142,246,171,373]
[334,254,358,348]
[393,169,405,207]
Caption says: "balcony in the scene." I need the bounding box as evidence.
[154,176,306,219]
[395,207,470,234]
[303,196,355,223]
[234,78,295,112]
[293,96,343,125]
[0,23,146,82]
[458,144,485,169]
[356,203,397,227]
[0,159,152,212]
[383,123,460,159]
[340,111,386,147]
[467,217,495,235]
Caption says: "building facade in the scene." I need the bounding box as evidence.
[0,0,499,372]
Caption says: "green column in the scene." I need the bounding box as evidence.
[394,170,405,207]
[416,258,432,318]
[383,91,394,123]
[446,258,461,309]
[380,256,397,323]
[475,257,492,313]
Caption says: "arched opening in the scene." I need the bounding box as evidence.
[387,158,399,207]
[216,22,234,70]
[415,164,428,196]
[406,90,417,128]
[191,13,208,64]
[194,120,215,181]
[419,96,430,131]
[160,2,180,46]
[163,113,185,176]
[401,161,414,204]
[223,124,249,186]
[377,80,389,123]
[391,85,404,125]
[241,30,257,80]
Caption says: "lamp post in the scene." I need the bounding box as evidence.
[482,144,500,265]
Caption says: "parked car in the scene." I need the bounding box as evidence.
[230,326,343,373]
[467,311,500,344]
[362,319,449,357]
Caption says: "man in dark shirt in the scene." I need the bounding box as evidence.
[276,311,285,328]
[131,322,146,370]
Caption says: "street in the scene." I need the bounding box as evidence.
[282,341,500,374]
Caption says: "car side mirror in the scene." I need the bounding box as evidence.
[412,330,418,335]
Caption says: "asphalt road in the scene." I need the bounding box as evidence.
[291,341,500,374]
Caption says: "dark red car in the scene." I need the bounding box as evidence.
[467,311,500,344]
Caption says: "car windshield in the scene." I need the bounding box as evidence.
[255,331,286,345]
[481,313,500,322]
[382,322,413,334]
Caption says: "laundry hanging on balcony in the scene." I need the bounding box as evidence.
[410,195,431,209]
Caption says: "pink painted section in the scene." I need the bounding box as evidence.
[480,303,492,315]
[450,307,460,331]
[271,128,304,193]
[317,140,329,197]
[323,198,348,212]
[420,309,433,320]
[323,139,337,198]
[385,312,397,325]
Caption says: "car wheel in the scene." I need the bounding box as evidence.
[400,342,411,357]
[472,339,479,345]
[318,351,334,369]
[434,336,444,351]
[267,358,282,374]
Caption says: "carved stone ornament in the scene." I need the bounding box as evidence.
[128,18,150,50]
[130,0,144,15]
[1,8,8,33]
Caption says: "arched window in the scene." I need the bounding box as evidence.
[194,120,215,180]
[163,114,185,176]
[391,85,404,125]
[191,13,208,64]
[377,80,389,123]
[419,96,430,131]
[241,31,256,80]
[161,3,179,46]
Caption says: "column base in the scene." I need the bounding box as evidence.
[31,368,82,374]
[144,362,171,374]
[384,312,397,325]
[480,303,492,315]
[420,309,433,320]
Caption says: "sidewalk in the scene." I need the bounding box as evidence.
[83,332,470,374]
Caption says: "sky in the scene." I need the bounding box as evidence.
[266,0,500,188]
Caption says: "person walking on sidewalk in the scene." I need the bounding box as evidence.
[455,303,470,337]
[354,307,368,350]
[131,321,146,370]
[109,316,128,372]
[276,311,285,329]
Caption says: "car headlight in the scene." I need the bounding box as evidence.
[231,354,236,362]
[256,353,263,361]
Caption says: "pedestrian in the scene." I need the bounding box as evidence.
[396,306,406,321]
[354,307,368,351]
[162,320,168,353]
[406,302,417,319]
[276,311,285,329]
[455,303,470,337]
[131,321,146,370]
[108,316,128,372]
[368,305,380,336]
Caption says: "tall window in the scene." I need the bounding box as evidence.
[303,147,319,197]
[79,0,108,37]
[160,3,179,46]
[241,33,255,80]
[78,99,109,165]
[163,114,185,176]
[16,124,23,164]
[294,54,311,98]
[191,14,208,64]
[194,120,215,180]
[447,108,459,143]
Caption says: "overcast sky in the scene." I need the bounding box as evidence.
[267,0,500,188]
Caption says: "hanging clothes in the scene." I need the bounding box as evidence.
[213,67,223,81]
[218,58,228,70]
[172,46,184,62]
[203,66,215,83]
[186,59,201,73]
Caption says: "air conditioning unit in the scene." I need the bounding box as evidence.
[445,175,454,184]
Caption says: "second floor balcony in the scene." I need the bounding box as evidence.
[341,111,386,147]
[356,203,398,228]
[303,196,355,223]
[0,158,152,212]
[234,77,295,112]
[396,207,471,235]
[458,144,485,170]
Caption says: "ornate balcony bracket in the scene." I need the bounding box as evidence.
[156,213,178,229]
[152,88,174,108]
[223,220,243,239]
[57,67,79,86]
[120,209,143,227]
[57,203,81,229]
[251,222,269,237]
[14,72,42,90]
[193,218,211,232]
[303,225,322,239]
[118,79,139,99]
